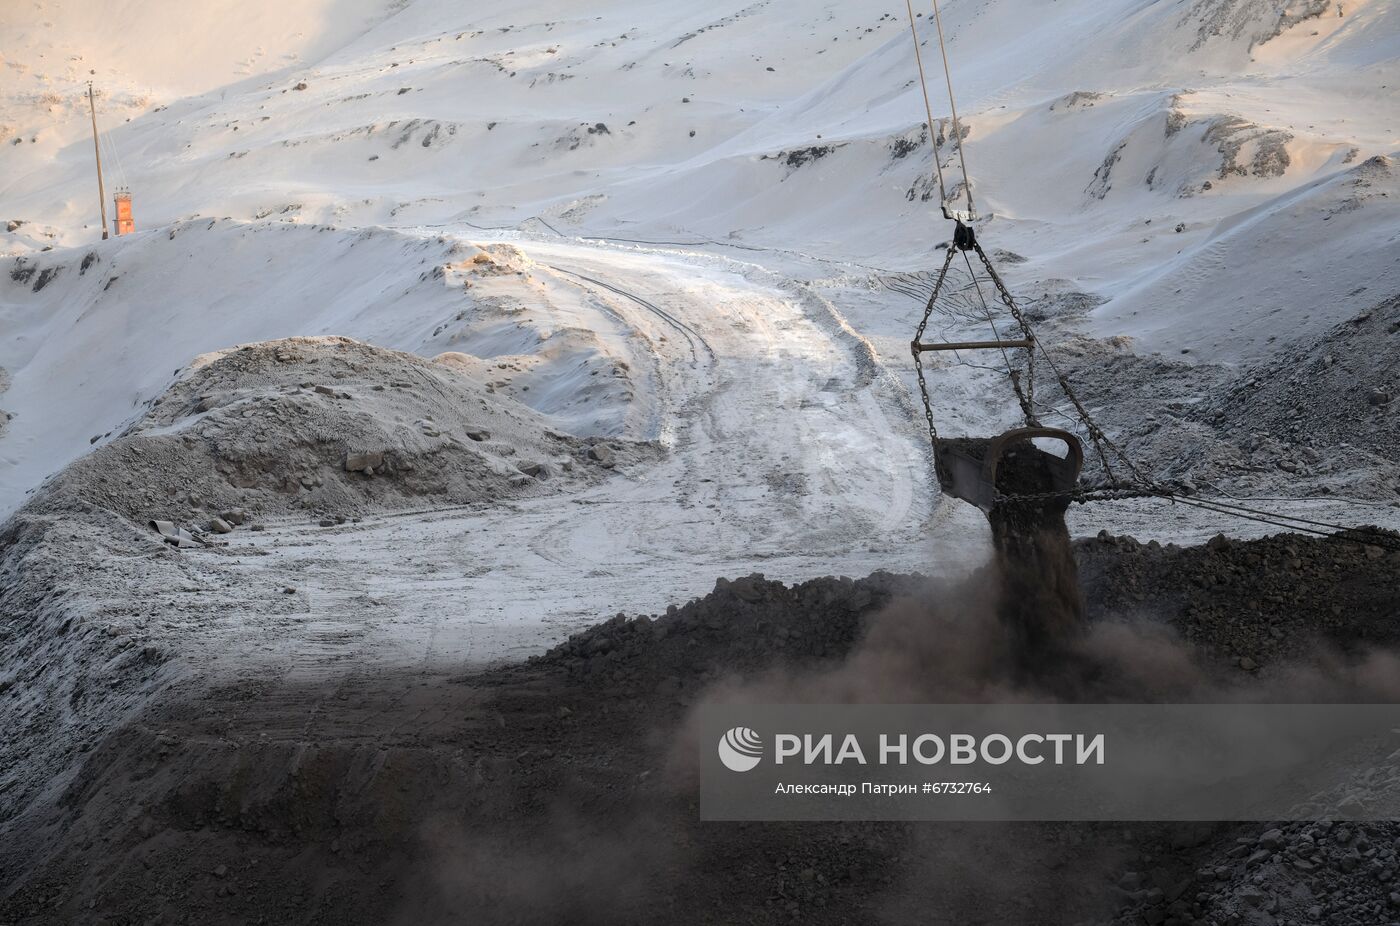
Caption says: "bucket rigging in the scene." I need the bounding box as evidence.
[898,1,1400,561]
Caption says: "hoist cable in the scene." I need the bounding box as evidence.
[929,0,974,215]
[1162,493,1400,545]
[903,0,950,205]
[1147,491,1400,552]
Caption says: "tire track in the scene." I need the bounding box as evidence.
[543,264,716,365]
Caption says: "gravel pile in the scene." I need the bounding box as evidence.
[1198,294,1400,488]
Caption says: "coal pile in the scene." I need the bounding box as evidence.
[537,570,924,691]
[1078,527,1400,669]
[1105,820,1400,926]
[3,528,1400,925]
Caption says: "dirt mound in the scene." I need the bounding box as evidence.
[0,505,187,866]
[0,335,653,851]
[30,337,643,529]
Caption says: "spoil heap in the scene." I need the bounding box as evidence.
[30,336,635,528]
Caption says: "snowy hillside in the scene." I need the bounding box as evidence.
[1,0,1397,520]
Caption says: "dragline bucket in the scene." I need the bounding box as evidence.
[934,427,1083,513]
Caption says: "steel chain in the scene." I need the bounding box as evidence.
[912,246,959,472]
[910,228,1161,505]
[970,238,1153,488]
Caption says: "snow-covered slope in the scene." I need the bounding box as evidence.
[1,0,1398,515]
[0,221,656,511]
[4,0,1393,247]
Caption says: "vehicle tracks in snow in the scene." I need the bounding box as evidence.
[544,264,716,366]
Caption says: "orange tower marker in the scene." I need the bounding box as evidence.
[114,190,135,235]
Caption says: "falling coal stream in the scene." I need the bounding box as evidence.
[940,436,1086,669]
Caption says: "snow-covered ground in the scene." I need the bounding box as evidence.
[159,235,952,671]
[2,0,1399,661]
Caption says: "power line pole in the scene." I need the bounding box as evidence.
[87,81,109,240]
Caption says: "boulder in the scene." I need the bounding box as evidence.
[345,451,384,474]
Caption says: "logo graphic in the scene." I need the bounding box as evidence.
[718,727,764,772]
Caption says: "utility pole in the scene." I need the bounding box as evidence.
[87,81,109,240]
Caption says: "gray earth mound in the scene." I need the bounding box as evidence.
[1031,292,1400,502]
[31,337,640,529]
[1201,295,1400,474]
